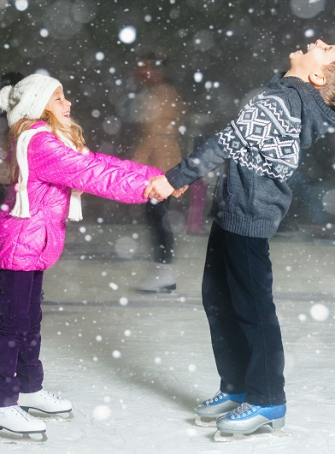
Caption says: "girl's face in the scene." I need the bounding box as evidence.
[45,87,72,127]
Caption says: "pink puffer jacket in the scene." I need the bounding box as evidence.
[0,122,163,271]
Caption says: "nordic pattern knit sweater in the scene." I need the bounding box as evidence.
[166,73,335,238]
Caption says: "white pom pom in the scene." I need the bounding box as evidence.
[0,85,12,112]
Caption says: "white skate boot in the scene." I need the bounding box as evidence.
[137,264,176,293]
[18,390,72,414]
[0,405,46,434]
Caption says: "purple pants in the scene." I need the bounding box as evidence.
[0,269,44,407]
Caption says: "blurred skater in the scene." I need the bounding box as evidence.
[132,53,183,292]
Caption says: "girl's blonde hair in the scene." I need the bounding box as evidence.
[7,110,86,182]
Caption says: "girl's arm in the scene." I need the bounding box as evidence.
[28,132,163,204]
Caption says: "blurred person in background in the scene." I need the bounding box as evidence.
[132,52,184,292]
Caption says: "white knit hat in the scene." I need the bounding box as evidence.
[0,73,62,128]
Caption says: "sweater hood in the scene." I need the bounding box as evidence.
[268,72,335,149]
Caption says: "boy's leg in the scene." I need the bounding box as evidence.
[0,270,43,407]
[202,222,250,394]
[223,231,285,406]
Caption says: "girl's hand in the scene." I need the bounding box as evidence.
[144,175,175,200]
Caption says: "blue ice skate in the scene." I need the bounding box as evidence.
[195,391,247,427]
[216,402,286,435]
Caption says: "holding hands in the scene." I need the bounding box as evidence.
[144,175,188,201]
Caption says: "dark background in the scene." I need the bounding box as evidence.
[1,0,335,230]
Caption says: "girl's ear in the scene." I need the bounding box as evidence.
[309,71,326,87]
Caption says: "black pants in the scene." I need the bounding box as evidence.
[145,198,174,264]
[202,221,286,406]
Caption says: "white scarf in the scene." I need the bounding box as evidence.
[10,126,85,222]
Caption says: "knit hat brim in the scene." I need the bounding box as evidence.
[2,74,62,128]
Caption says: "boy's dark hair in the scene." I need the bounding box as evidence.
[318,61,335,109]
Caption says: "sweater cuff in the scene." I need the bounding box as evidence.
[166,166,191,189]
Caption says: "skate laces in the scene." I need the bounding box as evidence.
[11,406,35,421]
[229,402,259,419]
[39,390,61,401]
[206,391,227,405]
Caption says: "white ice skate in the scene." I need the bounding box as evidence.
[137,264,176,293]
[18,389,72,415]
[0,405,46,435]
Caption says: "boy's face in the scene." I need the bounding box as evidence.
[287,39,335,83]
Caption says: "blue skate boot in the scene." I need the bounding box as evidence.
[216,402,286,436]
[195,391,247,427]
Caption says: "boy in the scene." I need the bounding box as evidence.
[144,40,335,435]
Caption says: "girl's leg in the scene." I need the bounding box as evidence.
[0,270,43,407]
[16,270,44,394]
[202,222,250,394]
[223,231,285,406]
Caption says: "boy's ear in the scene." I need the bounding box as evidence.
[309,71,326,87]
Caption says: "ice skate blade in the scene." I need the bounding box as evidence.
[214,427,290,442]
[136,284,176,294]
[21,406,73,416]
[195,415,217,427]
[22,408,74,422]
[0,425,47,441]
[23,432,48,442]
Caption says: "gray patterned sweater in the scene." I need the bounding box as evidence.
[166,73,335,238]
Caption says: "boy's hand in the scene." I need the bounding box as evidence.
[172,185,189,198]
[144,175,175,200]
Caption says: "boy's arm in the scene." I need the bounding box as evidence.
[166,134,231,189]
[145,128,237,199]
[147,93,302,199]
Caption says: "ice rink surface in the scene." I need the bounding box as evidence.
[1,222,335,453]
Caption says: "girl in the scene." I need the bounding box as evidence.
[0,74,163,436]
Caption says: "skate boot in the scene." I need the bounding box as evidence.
[137,264,176,293]
[195,391,247,427]
[216,402,286,436]
[18,390,72,415]
[0,405,46,434]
